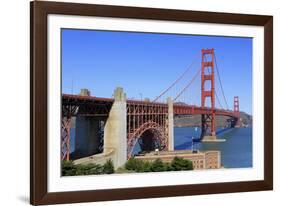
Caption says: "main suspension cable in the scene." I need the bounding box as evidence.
[214,53,229,110]
[153,57,198,102]
[173,68,201,102]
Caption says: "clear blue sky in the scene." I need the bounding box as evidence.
[62,29,252,114]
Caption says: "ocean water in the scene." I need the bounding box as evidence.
[174,127,253,168]
[70,128,75,153]
[70,127,252,168]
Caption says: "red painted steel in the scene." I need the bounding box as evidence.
[173,104,237,117]
[173,68,201,101]
[61,48,240,159]
[127,102,168,157]
[234,96,240,115]
[153,59,198,102]
[61,93,238,160]
[201,48,216,137]
[63,94,114,102]
[214,54,229,110]
[233,96,241,127]
[61,116,71,161]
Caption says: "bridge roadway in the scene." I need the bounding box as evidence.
[62,91,239,166]
[62,93,238,119]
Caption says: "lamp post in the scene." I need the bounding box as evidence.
[139,93,143,101]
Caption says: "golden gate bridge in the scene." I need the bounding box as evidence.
[61,48,240,162]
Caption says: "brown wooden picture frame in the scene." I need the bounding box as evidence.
[30,1,273,205]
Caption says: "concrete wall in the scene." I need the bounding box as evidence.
[74,148,115,166]
[75,117,101,158]
[167,97,174,151]
[104,87,127,168]
[135,150,221,169]
[74,89,101,158]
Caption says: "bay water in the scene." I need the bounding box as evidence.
[70,127,252,168]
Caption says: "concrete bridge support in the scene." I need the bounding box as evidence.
[167,97,174,151]
[104,87,127,168]
[75,117,101,158]
[75,89,101,158]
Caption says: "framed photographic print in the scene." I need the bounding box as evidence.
[30,1,273,205]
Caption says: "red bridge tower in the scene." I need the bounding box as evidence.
[201,48,216,139]
[234,96,239,115]
[233,96,241,127]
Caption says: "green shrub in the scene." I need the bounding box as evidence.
[75,163,103,175]
[141,161,152,172]
[63,157,193,176]
[62,161,76,176]
[125,158,143,171]
[171,157,193,171]
[164,162,173,171]
[89,164,104,174]
[62,160,113,176]
[123,157,193,174]
[150,159,165,172]
[102,159,115,174]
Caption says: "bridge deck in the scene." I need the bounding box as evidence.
[62,94,238,118]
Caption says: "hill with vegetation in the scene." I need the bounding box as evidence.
[174,111,252,127]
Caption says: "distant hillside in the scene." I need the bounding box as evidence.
[174,111,252,127]
[239,111,252,127]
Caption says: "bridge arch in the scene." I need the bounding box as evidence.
[127,121,168,158]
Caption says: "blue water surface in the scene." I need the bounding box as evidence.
[70,127,252,168]
[174,127,252,168]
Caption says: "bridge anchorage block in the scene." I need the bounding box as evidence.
[201,135,225,142]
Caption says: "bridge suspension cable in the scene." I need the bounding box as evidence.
[153,58,198,102]
[215,91,223,109]
[214,53,229,110]
[173,68,201,102]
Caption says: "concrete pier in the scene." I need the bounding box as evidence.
[104,87,127,168]
[167,97,174,151]
[201,136,225,142]
[75,89,101,158]
[75,118,101,158]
